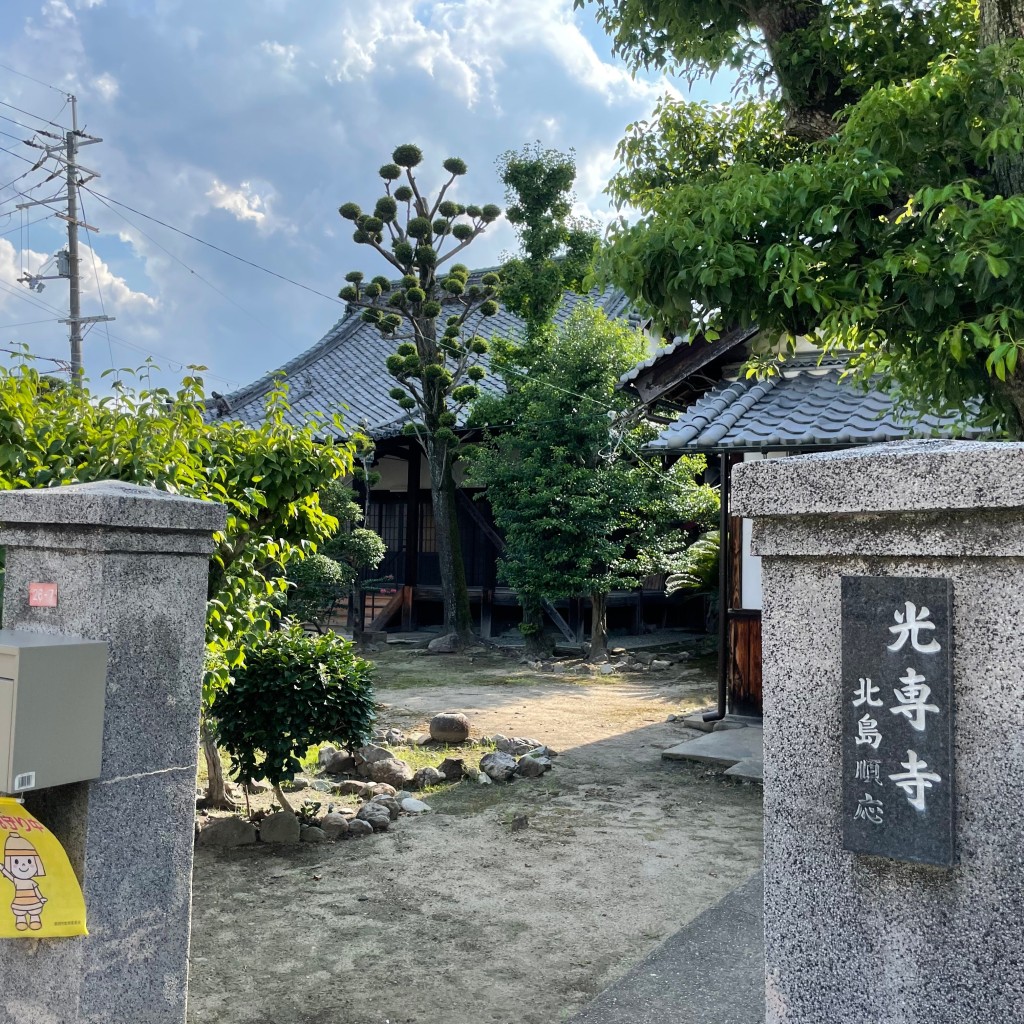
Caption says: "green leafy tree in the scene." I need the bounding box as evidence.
[212,622,375,813]
[498,144,599,349]
[468,305,718,661]
[588,0,1024,434]
[486,145,601,650]
[285,481,386,630]
[337,145,501,644]
[0,358,353,807]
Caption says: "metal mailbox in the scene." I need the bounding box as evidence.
[0,630,108,794]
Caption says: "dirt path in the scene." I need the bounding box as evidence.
[188,652,763,1024]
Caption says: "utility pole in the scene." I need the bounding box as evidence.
[16,94,112,385]
[66,95,82,378]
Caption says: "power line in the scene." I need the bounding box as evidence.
[0,318,62,330]
[76,186,115,370]
[0,98,66,130]
[0,141,41,168]
[88,189,272,329]
[82,186,346,307]
[0,214,54,239]
[0,63,67,95]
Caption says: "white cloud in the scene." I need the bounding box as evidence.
[91,71,119,100]
[206,179,269,226]
[260,40,299,72]
[323,0,675,109]
[0,238,157,320]
[0,241,56,314]
[78,243,159,314]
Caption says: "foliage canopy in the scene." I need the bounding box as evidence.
[213,622,376,788]
[588,0,1024,432]
[468,304,718,655]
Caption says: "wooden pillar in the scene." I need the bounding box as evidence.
[402,446,420,630]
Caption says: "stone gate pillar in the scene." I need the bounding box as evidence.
[0,481,225,1024]
[732,440,1024,1024]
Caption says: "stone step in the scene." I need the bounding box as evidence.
[661,727,764,768]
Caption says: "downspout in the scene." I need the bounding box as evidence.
[704,451,729,723]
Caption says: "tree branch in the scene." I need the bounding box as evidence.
[436,225,483,267]
[429,173,458,220]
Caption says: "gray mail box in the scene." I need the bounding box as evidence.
[0,630,108,793]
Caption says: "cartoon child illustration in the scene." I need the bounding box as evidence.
[0,832,47,931]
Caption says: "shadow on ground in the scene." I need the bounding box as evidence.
[188,669,763,1024]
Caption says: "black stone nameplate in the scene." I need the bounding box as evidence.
[841,576,954,867]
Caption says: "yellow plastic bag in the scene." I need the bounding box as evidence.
[0,797,87,938]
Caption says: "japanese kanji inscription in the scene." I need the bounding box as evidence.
[841,576,955,866]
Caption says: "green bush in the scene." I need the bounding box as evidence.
[213,623,376,787]
[666,530,720,594]
[285,552,352,627]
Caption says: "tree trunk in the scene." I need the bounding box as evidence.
[272,783,295,815]
[980,0,1024,420]
[587,591,609,663]
[753,0,841,141]
[425,435,473,643]
[981,0,1024,196]
[520,593,552,659]
[201,721,237,810]
[993,375,1024,439]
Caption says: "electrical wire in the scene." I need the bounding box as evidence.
[76,186,115,370]
[0,63,66,95]
[0,141,41,168]
[88,189,274,329]
[0,99,66,130]
[82,186,346,307]
[0,318,62,330]
[0,214,54,238]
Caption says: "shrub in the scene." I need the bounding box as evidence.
[213,623,376,793]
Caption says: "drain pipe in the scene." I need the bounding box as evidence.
[704,451,729,723]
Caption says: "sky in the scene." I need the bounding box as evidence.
[0,0,729,395]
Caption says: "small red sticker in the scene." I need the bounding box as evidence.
[28,583,58,608]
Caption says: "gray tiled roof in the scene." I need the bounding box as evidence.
[215,281,634,437]
[651,364,989,450]
[619,331,689,386]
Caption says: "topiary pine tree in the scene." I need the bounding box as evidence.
[338,145,501,643]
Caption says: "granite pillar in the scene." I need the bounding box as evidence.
[0,481,225,1024]
[731,439,1024,1024]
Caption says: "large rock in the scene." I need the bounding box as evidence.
[259,811,301,844]
[334,779,373,797]
[197,816,257,848]
[427,632,461,653]
[324,750,356,775]
[355,743,395,777]
[413,766,445,790]
[495,736,542,757]
[401,798,432,814]
[515,754,553,779]
[368,758,415,788]
[301,826,327,843]
[367,782,398,798]
[281,774,314,792]
[356,802,392,832]
[370,795,402,820]
[437,757,467,781]
[347,819,374,837]
[430,711,471,744]
[320,813,350,840]
[479,751,518,782]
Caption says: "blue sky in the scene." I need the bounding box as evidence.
[0,0,729,395]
